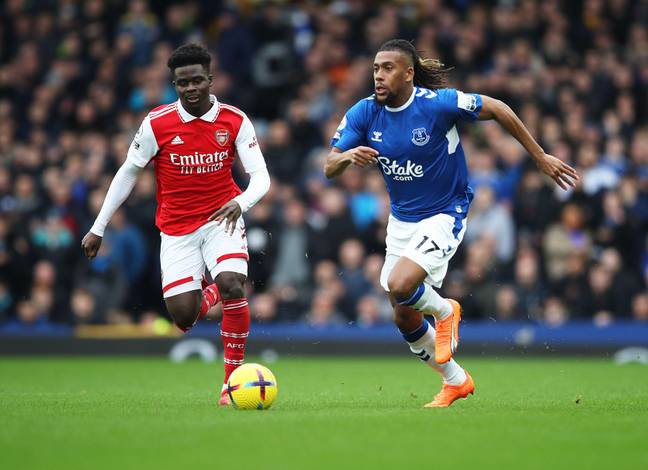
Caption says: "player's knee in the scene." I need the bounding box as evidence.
[387,275,416,302]
[216,273,246,300]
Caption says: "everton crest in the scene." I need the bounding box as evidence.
[215,129,229,146]
[411,128,430,146]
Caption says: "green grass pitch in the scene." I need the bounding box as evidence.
[1,356,647,470]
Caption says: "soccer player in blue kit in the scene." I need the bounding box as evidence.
[325,39,578,407]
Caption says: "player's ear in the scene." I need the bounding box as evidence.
[406,66,414,83]
[208,75,213,85]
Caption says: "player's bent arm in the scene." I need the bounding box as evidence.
[477,95,579,189]
[324,147,353,179]
[232,167,271,212]
[477,95,544,161]
[324,146,378,179]
[89,160,142,236]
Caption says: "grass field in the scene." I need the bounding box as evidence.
[1,356,647,470]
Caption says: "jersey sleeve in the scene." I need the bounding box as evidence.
[436,88,482,127]
[330,99,368,151]
[235,114,266,173]
[126,115,159,168]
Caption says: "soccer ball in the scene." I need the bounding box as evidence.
[227,363,278,410]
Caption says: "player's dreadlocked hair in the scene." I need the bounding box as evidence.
[378,39,450,90]
[167,43,211,72]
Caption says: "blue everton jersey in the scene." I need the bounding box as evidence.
[331,87,482,222]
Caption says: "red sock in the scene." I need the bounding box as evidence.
[221,298,250,383]
[198,283,220,321]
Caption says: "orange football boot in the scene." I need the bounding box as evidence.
[434,299,462,363]
[424,372,475,408]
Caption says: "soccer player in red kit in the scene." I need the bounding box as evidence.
[81,44,270,406]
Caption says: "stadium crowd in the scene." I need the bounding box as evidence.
[1,0,647,332]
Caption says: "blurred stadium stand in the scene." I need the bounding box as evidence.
[1,0,647,352]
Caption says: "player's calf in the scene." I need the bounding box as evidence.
[387,273,420,304]
[392,303,424,336]
[165,291,202,332]
[215,272,250,395]
[166,284,221,332]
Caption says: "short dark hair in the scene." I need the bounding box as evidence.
[378,39,450,90]
[167,43,211,73]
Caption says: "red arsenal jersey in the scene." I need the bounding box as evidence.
[126,96,265,235]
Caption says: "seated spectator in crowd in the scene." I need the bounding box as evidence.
[338,239,371,318]
[304,290,346,327]
[543,204,592,283]
[251,292,279,324]
[356,295,385,328]
[542,297,569,327]
[465,185,515,264]
[494,285,519,321]
[632,292,648,322]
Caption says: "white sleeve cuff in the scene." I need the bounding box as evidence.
[90,161,141,236]
[232,167,271,213]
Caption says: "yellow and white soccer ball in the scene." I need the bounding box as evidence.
[227,363,278,410]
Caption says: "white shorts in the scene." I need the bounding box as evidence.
[380,213,466,291]
[160,218,248,298]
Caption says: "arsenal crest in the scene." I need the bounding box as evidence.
[215,129,229,146]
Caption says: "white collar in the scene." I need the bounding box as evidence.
[177,94,219,122]
[385,87,416,112]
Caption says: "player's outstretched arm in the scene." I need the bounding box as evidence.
[478,95,579,190]
[324,146,378,179]
[81,160,142,259]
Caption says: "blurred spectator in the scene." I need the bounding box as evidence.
[304,289,345,327]
[0,281,12,322]
[465,185,515,263]
[632,292,648,322]
[2,298,56,333]
[310,187,357,262]
[70,288,97,325]
[246,200,278,292]
[338,239,371,317]
[271,198,311,289]
[72,239,126,324]
[356,295,388,327]
[542,297,569,327]
[513,248,546,320]
[262,120,302,183]
[251,292,278,323]
[543,204,592,283]
[117,0,160,66]
[494,285,519,321]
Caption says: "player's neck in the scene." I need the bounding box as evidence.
[386,85,414,108]
[185,99,212,118]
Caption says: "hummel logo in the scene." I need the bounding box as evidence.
[371,131,383,142]
[171,135,184,145]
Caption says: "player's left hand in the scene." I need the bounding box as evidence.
[534,153,579,190]
[208,201,242,235]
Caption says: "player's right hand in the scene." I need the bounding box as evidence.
[347,146,378,167]
[81,231,103,259]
